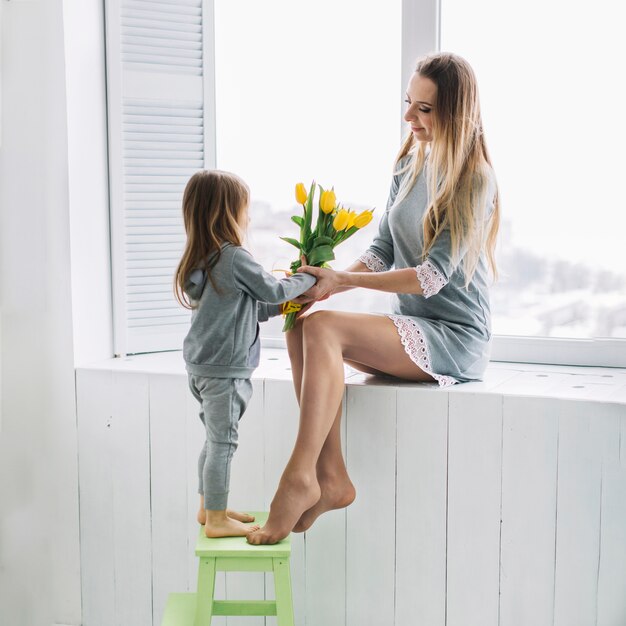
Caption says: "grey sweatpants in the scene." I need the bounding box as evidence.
[188,374,253,510]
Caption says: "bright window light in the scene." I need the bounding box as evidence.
[214,0,402,335]
[441,0,626,340]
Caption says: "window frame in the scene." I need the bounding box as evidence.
[101,0,626,367]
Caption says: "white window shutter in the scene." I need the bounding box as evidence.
[105,0,215,355]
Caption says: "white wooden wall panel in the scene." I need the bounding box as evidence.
[395,387,448,626]
[264,379,306,626]
[305,393,348,626]
[596,465,626,626]
[110,372,153,626]
[552,401,605,626]
[76,368,626,626]
[447,393,502,626]
[619,408,626,467]
[346,385,396,626]
[500,397,559,626]
[149,374,189,624]
[77,369,116,626]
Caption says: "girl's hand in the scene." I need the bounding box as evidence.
[294,301,314,318]
[297,265,344,300]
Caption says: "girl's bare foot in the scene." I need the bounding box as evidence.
[197,497,255,525]
[247,473,321,545]
[204,509,260,538]
[292,474,356,533]
[226,509,256,523]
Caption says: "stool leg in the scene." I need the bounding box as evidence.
[273,558,295,626]
[195,557,216,626]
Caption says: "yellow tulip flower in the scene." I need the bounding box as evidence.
[283,301,303,315]
[346,211,357,229]
[333,209,350,231]
[354,210,373,228]
[320,189,336,214]
[295,182,307,205]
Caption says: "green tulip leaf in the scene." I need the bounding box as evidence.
[291,215,304,227]
[313,235,334,247]
[280,236,302,250]
[308,244,335,266]
[303,181,315,238]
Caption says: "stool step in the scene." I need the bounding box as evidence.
[161,594,280,624]
[213,600,278,616]
[195,512,291,558]
[161,593,196,626]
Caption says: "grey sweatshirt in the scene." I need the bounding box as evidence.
[183,243,316,378]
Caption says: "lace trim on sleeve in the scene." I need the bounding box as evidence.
[415,259,448,298]
[358,251,388,273]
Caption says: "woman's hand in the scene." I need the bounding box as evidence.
[297,265,345,300]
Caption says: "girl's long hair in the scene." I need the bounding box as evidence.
[174,169,249,309]
[395,52,500,286]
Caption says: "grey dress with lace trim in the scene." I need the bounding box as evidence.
[358,163,496,386]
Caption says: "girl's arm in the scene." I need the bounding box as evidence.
[232,247,316,304]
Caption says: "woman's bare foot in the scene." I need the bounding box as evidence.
[204,509,260,538]
[292,474,356,533]
[247,473,321,545]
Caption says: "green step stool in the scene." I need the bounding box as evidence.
[162,512,294,626]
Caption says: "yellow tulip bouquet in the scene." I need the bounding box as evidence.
[280,181,374,331]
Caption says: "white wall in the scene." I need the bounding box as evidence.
[0,1,81,624]
[63,0,113,367]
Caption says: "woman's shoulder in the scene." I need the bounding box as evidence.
[468,164,497,201]
[393,155,413,179]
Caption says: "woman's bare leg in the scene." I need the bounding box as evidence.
[248,312,433,544]
[285,319,356,533]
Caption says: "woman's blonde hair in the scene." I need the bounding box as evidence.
[395,52,500,286]
[174,169,249,309]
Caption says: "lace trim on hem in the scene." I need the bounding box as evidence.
[415,259,448,298]
[388,315,458,388]
[359,251,387,273]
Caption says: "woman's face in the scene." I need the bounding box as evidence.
[404,72,437,142]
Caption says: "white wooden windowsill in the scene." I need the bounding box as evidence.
[78,349,626,405]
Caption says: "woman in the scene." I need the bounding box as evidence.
[248,52,500,545]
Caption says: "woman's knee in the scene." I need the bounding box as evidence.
[302,310,340,341]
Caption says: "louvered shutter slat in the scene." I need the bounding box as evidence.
[107,0,212,354]
[132,0,202,9]
[124,141,203,151]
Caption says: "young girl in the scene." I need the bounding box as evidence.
[248,52,501,544]
[175,169,316,538]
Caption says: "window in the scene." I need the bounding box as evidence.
[105,0,625,365]
[213,0,402,337]
[441,0,626,365]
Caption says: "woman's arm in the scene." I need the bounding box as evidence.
[297,265,424,298]
[293,259,370,303]
[330,259,370,294]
